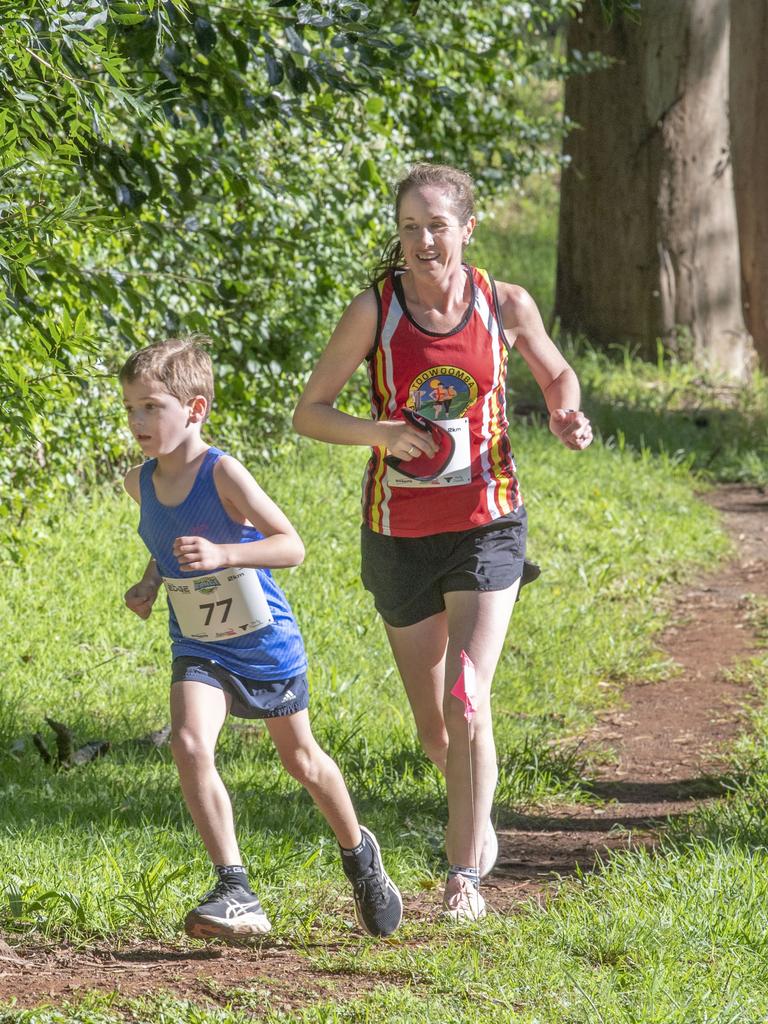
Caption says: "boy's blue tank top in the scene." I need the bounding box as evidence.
[138,446,307,680]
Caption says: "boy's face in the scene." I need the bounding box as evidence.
[122,375,203,457]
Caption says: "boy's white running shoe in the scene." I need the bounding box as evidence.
[441,874,486,922]
[478,820,498,878]
[184,879,272,939]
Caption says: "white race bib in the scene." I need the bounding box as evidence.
[388,417,472,488]
[163,567,274,642]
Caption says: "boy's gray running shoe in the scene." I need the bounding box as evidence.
[341,825,403,937]
[184,879,271,939]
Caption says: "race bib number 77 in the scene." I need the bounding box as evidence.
[163,567,274,642]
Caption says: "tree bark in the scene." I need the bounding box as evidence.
[555,0,754,378]
[730,0,768,369]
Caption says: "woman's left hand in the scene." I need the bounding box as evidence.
[549,409,593,450]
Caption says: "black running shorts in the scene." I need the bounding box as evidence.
[360,507,539,628]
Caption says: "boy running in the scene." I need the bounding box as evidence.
[120,336,402,940]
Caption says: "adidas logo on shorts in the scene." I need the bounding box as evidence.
[281,689,297,704]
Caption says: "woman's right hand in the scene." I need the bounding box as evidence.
[377,419,439,461]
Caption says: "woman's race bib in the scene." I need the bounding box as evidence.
[163,567,274,642]
[387,418,472,488]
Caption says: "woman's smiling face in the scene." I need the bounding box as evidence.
[397,185,475,277]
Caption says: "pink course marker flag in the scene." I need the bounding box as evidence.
[451,650,477,721]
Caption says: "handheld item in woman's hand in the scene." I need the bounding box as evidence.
[384,408,455,481]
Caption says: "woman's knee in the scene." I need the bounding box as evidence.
[443,698,492,740]
[417,726,449,768]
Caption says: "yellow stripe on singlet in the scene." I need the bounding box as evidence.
[487,323,514,515]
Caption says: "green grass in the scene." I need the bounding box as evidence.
[563,342,768,486]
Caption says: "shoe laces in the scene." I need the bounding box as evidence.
[444,875,479,912]
[352,868,387,907]
[202,878,249,903]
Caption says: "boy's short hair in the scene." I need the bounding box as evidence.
[119,336,214,412]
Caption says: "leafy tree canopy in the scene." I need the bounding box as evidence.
[2,0,606,554]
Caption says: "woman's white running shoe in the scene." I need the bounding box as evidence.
[441,874,486,922]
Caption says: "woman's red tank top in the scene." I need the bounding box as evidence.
[362,265,523,537]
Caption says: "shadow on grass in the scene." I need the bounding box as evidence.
[504,809,692,833]
[585,399,767,479]
[494,772,742,836]
[5,724,607,842]
[105,935,355,961]
[489,771,749,884]
[0,737,447,846]
[507,347,768,484]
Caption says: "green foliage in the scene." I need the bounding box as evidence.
[472,174,559,319]
[0,1,173,436]
[2,1,613,556]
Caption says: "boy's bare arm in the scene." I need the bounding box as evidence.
[122,468,161,617]
[173,456,305,573]
[125,558,161,619]
[123,465,142,503]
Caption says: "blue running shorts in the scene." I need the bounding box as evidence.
[171,657,309,719]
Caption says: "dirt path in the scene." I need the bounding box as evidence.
[1,485,766,1012]
[489,485,768,908]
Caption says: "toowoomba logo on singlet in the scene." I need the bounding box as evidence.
[406,367,478,422]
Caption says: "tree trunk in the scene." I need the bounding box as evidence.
[555,0,754,378]
[730,0,768,369]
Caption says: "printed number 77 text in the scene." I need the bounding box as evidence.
[199,598,232,626]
